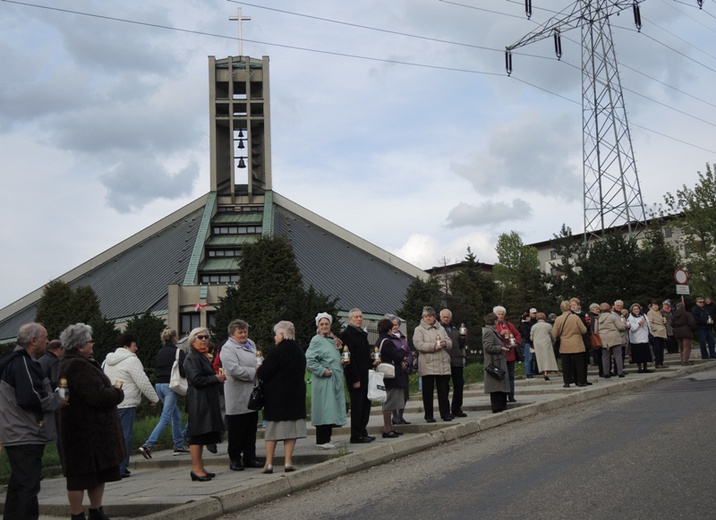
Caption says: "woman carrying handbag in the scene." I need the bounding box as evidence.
[482,313,511,413]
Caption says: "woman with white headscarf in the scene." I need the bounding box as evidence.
[305,312,347,450]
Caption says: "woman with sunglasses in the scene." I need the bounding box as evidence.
[184,327,226,481]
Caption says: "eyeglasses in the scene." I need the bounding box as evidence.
[196,335,209,340]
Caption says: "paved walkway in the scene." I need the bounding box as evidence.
[1,353,711,519]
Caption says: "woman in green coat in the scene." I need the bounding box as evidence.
[305,313,347,450]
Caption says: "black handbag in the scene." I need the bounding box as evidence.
[485,362,506,381]
[247,381,265,411]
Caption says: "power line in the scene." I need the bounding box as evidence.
[3,0,714,154]
[0,0,500,76]
[438,0,530,20]
[611,23,716,75]
[619,62,716,111]
[226,1,716,121]
[227,0,504,53]
[659,0,716,32]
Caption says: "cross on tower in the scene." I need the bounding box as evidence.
[229,8,251,57]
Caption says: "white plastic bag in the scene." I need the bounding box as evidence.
[169,348,188,396]
[367,369,386,402]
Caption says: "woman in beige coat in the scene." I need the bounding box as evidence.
[597,303,626,378]
[530,313,559,380]
[647,301,668,369]
[552,300,587,388]
[413,306,452,422]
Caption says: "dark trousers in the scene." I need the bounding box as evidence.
[489,392,507,412]
[4,444,45,520]
[507,361,516,400]
[697,328,716,359]
[315,424,333,444]
[449,366,464,414]
[652,336,666,365]
[226,411,259,463]
[561,352,587,385]
[348,386,371,439]
[592,348,604,376]
[422,374,450,419]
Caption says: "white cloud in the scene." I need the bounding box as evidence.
[0,0,714,308]
[446,198,534,228]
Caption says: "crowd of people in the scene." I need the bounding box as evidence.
[2,295,715,519]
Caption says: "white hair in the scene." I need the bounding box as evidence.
[274,321,295,340]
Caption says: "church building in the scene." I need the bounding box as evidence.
[0,54,425,342]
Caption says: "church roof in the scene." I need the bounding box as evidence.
[0,191,424,341]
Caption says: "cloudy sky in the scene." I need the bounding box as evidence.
[1,0,715,309]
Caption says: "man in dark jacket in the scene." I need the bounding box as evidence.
[0,322,64,520]
[340,308,375,444]
[691,297,716,359]
[38,339,63,390]
[441,309,467,417]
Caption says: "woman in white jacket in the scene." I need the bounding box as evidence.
[102,334,159,479]
[626,303,653,373]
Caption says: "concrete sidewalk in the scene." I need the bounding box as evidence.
[3,353,712,519]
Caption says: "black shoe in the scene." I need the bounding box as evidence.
[382,431,400,438]
[230,460,244,471]
[507,398,517,403]
[585,381,593,385]
[453,412,467,418]
[244,459,264,469]
[441,416,453,421]
[206,443,218,454]
[642,369,653,373]
[365,435,376,441]
[393,430,404,435]
[120,470,131,478]
[399,419,411,424]
[88,506,110,520]
[602,375,611,379]
[425,417,436,423]
[190,471,212,481]
[563,384,571,388]
[618,374,625,378]
[576,383,587,387]
[350,437,372,444]
[205,472,216,478]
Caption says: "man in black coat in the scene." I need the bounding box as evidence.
[340,308,375,444]
[692,297,716,359]
[441,309,466,417]
[38,340,63,390]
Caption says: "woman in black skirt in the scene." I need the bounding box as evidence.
[184,327,226,481]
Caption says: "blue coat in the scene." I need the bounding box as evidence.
[306,334,346,427]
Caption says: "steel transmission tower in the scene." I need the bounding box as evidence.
[505,1,647,241]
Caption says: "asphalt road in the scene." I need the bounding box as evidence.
[225,367,716,520]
